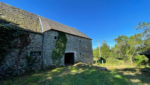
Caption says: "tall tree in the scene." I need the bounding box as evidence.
[136,22,150,51]
[114,35,129,61]
[127,34,143,64]
[115,35,128,43]
[93,47,100,61]
[100,41,110,59]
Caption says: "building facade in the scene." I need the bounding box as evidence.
[0,2,93,78]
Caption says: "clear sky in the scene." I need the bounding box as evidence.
[1,0,150,48]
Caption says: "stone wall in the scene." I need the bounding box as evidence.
[26,33,43,70]
[42,30,58,67]
[43,30,93,67]
[0,28,93,79]
[0,31,42,79]
[66,33,93,64]
[0,29,93,79]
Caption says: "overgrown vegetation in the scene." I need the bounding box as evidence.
[52,32,67,66]
[0,22,30,66]
[0,19,32,79]
[93,22,150,66]
[25,55,39,72]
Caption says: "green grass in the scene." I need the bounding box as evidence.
[1,63,150,85]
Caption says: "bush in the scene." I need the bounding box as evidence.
[134,55,149,66]
[98,57,106,64]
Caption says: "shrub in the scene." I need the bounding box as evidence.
[134,55,149,66]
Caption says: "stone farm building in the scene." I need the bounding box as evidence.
[0,2,93,76]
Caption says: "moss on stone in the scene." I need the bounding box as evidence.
[0,5,41,32]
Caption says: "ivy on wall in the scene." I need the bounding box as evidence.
[0,19,42,79]
[52,32,67,66]
[0,23,30,65]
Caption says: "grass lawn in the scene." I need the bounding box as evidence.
[0,63,150,85]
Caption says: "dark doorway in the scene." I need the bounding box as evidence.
[64,53,74,65]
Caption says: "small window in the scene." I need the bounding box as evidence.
[54,36,57,39]
[30,51,41,56]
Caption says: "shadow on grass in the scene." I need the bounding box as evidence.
[2,63,149,85]
[114,67,150,85]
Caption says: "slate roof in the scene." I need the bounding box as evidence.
[0,2,90,39]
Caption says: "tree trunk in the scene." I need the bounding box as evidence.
[130,56,133,65]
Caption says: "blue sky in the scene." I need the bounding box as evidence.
[1,0,150,48]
